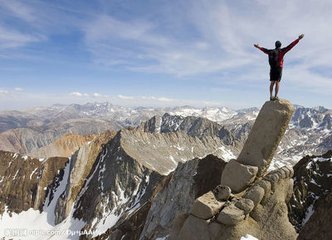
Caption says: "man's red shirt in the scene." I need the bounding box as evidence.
[257,38,300,68]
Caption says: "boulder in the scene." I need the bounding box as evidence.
[191,191,225,220]
[220,159,258,193]
[217,204,245,225]
[237,99,294,176]
[244,185,265,206]
[235,198,255,215]
[213,185,232,201]
[256,180,272,203]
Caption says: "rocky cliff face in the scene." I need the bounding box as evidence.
[53,131,115,224]
[0,151,68,215]
[140,155,226,239]
[297,192,332,240]
[288,150,332,239]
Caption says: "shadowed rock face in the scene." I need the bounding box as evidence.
[70,131,165,235]
[54,131,115,224]
[0,151,68,214]
[139,155,226,240]
[288,150,332,237]
[297,192,332,240]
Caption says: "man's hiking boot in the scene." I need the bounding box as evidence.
[270,97,274,101]
[274,96,279,101]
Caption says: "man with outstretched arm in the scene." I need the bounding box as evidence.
[254,34,304,101]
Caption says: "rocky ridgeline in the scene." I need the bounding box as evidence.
[173,99,298,240]
[0,119,118,156]
[29,133,95,159]
[120,128,231,175]
[139,113,234,146]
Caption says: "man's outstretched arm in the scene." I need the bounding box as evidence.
[254,44,269,54]
[283,34,304,54]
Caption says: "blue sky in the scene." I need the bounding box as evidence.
[0,0,332,110]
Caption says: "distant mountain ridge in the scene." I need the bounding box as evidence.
[0,102,331,167]
[0,102,238,156]
[0,102,237,133]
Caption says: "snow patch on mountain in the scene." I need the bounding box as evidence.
[169,106,236,123]
[0,159,86,240]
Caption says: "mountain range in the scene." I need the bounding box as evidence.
[0,101,331,240]
[1,102,331,168]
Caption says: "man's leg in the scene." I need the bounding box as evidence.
[270,81,275,99]
[275,81,280,97]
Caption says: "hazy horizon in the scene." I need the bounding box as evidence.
[1,99,330,113]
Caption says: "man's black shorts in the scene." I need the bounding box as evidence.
[270,67,283,81]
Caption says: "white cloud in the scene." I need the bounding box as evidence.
[69,92,89,97]
[69,92,109,98]
[117,94,134,100]
[0,25,43,49]
[0,1,47,50]
[0,0,37,23]
[92,93,101,97]
[0,89,9,96]
[141,96,174,102]
[113,94,228,107]
[117,95,175,102]
[0,0,37,22]
[0,88,24,97]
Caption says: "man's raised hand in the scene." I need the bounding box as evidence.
[254,44,260,48]
[299,34,304,39]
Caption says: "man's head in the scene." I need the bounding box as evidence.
[275,40,282,48]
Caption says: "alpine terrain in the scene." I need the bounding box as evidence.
[0,100,331,240]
